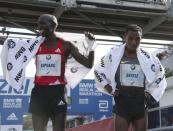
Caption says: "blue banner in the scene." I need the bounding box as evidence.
[0,77,113,126]
[68,79,112,120]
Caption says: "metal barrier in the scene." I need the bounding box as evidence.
[115,0,167,4]
[148,105,173,131]
[49,0,168,4]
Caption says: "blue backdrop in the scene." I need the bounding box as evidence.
[0,78,112,126]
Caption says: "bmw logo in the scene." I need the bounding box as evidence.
[151,64,155,72]
[7,39,16,49]
[130,64,136,70]
[7,63,13,71]
[71,67,78,73]
[155,78,162,84]
[100,73,106,78]
[46,55,51,60]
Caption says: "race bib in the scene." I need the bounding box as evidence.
[120,64,144,87]
[36,54,61,76]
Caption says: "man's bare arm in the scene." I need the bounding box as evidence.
[0,37,6,45]
[64,41,94,68]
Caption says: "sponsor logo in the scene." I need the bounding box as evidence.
[79,82,102,96]
[130,64,136,70]
[0,78,30,95]
[57,100,65,106]
[55,48,61,53]
[71,67,78,73]
[28,40,39,52]
[94,70,103,83]
[151,64,155,72]
[7,113,18,120]
[7,39,16,49]
[126,73,138,78]
[7,63,13,71]
[3,98,22,108]
[109,54,112,62]
[15,47,26,60]
[46,55,51,60]
[26,39,30,43]
[100,73,106,79]
[100,57,105,67]
[99,100,109,112]
[14,69,23,82]
[23,56,27,63]
[159,65,163,71]
[155,77,163,85]
[140,49,150,59]
[79,98,88,104]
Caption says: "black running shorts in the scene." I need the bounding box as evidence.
[29,84,67,117]
[114,95,146,123]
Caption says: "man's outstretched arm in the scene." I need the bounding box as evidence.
[64,32,95,68]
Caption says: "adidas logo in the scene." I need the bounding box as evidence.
[7,113,18,120]
[55,48,61,53]
[57,100,65,106]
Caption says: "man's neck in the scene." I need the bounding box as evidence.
[124,49,137,58]
[45,32,56,41]
[44,33,57,47]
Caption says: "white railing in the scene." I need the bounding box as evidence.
[148,105,173,130]
[116,0,167,4]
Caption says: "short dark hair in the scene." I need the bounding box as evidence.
[39,14,58,29]
[125,24,143,35]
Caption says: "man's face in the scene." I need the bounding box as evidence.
[125,31,142,53]
[37,16,53,37]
